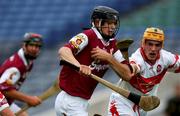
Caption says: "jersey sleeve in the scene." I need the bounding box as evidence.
[65,33,88,55]
[129,50,141,74]
[163,50,180,73]
[0,67,20,91]
[113,50,125,62]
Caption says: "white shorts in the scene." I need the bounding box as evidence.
[10,103,21,113]
[55,91,89,116]
[0,93,9,112]
[107,92,147,116]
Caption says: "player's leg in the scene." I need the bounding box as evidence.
[55,91,88,116]
[10,103,28,116]
[55,91,68,116]
[107,92,138,116]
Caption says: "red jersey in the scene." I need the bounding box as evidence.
[59,28,120,99]
[0,49,33,104]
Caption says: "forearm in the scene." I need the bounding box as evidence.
[2,89,32,103]
[58,47,80,67]
[108,57,132,81]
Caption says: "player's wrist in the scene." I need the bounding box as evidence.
[128,92,141,105]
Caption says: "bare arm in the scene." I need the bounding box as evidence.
[58,47,81,67]
[2,90,41,106]
[59,46,91,75]
[108,57,133,81]
[91,47,133,81]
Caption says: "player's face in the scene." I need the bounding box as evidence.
[101,20,118,37]
[24,43,41,59]
[143,40,162,62]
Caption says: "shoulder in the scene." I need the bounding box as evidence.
[160,49,177,61]
[72,33,88,41]
[160,49,179,66]
[68,32,89,54]
[161,49,175,58]
[130,48,142,60]
[83,29,97,39]
[1,53,18,66]
[70,33,88,47]
[129,48,144,65]
[83,29,94,34]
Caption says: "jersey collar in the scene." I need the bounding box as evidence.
[18,48,28,66]
[92,27,114,46]
[140,47,160,66]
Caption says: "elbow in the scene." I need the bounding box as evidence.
[122,64,133,81]
[58,47,64,57]
[58,47,69,58]
[126,73,133,81]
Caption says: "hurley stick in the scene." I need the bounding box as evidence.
[15,79,61,116]
[60,60,160,111]
[116,38,134,60]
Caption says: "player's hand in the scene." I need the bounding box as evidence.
[130,63,140,76]
[91,47,113,62]
[27,96,42,106]
[79,65,91,76]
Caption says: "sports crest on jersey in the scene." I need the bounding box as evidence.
[69,33,88,54]
[156,64,162,73]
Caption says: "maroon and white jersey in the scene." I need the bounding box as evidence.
[0,49,33,104]
[121,48,180,96]
[59,28,124,99]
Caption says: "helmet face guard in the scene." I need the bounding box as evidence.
[99,19,120,40]
[91,6,120,39]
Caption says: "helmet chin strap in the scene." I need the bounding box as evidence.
[92,22,95,27]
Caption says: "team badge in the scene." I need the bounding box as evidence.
[157,64,162,73]
[69,33,88,53]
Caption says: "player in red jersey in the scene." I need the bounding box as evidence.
[55,6,132,116]
[0,92,14,116]
[91,27,180,116]
[0,33,43,116]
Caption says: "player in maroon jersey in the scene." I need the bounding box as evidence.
[55,6,132,116]
[0,33,43,116]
